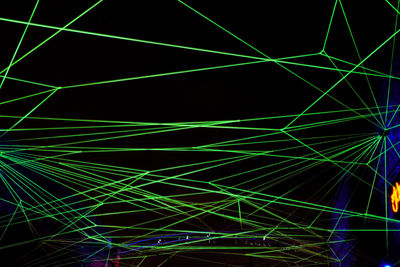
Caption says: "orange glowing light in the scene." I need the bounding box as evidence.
[391,182,400,213]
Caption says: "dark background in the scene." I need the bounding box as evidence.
[0,1,398,266]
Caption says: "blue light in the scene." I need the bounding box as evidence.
[383,264,392,267]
